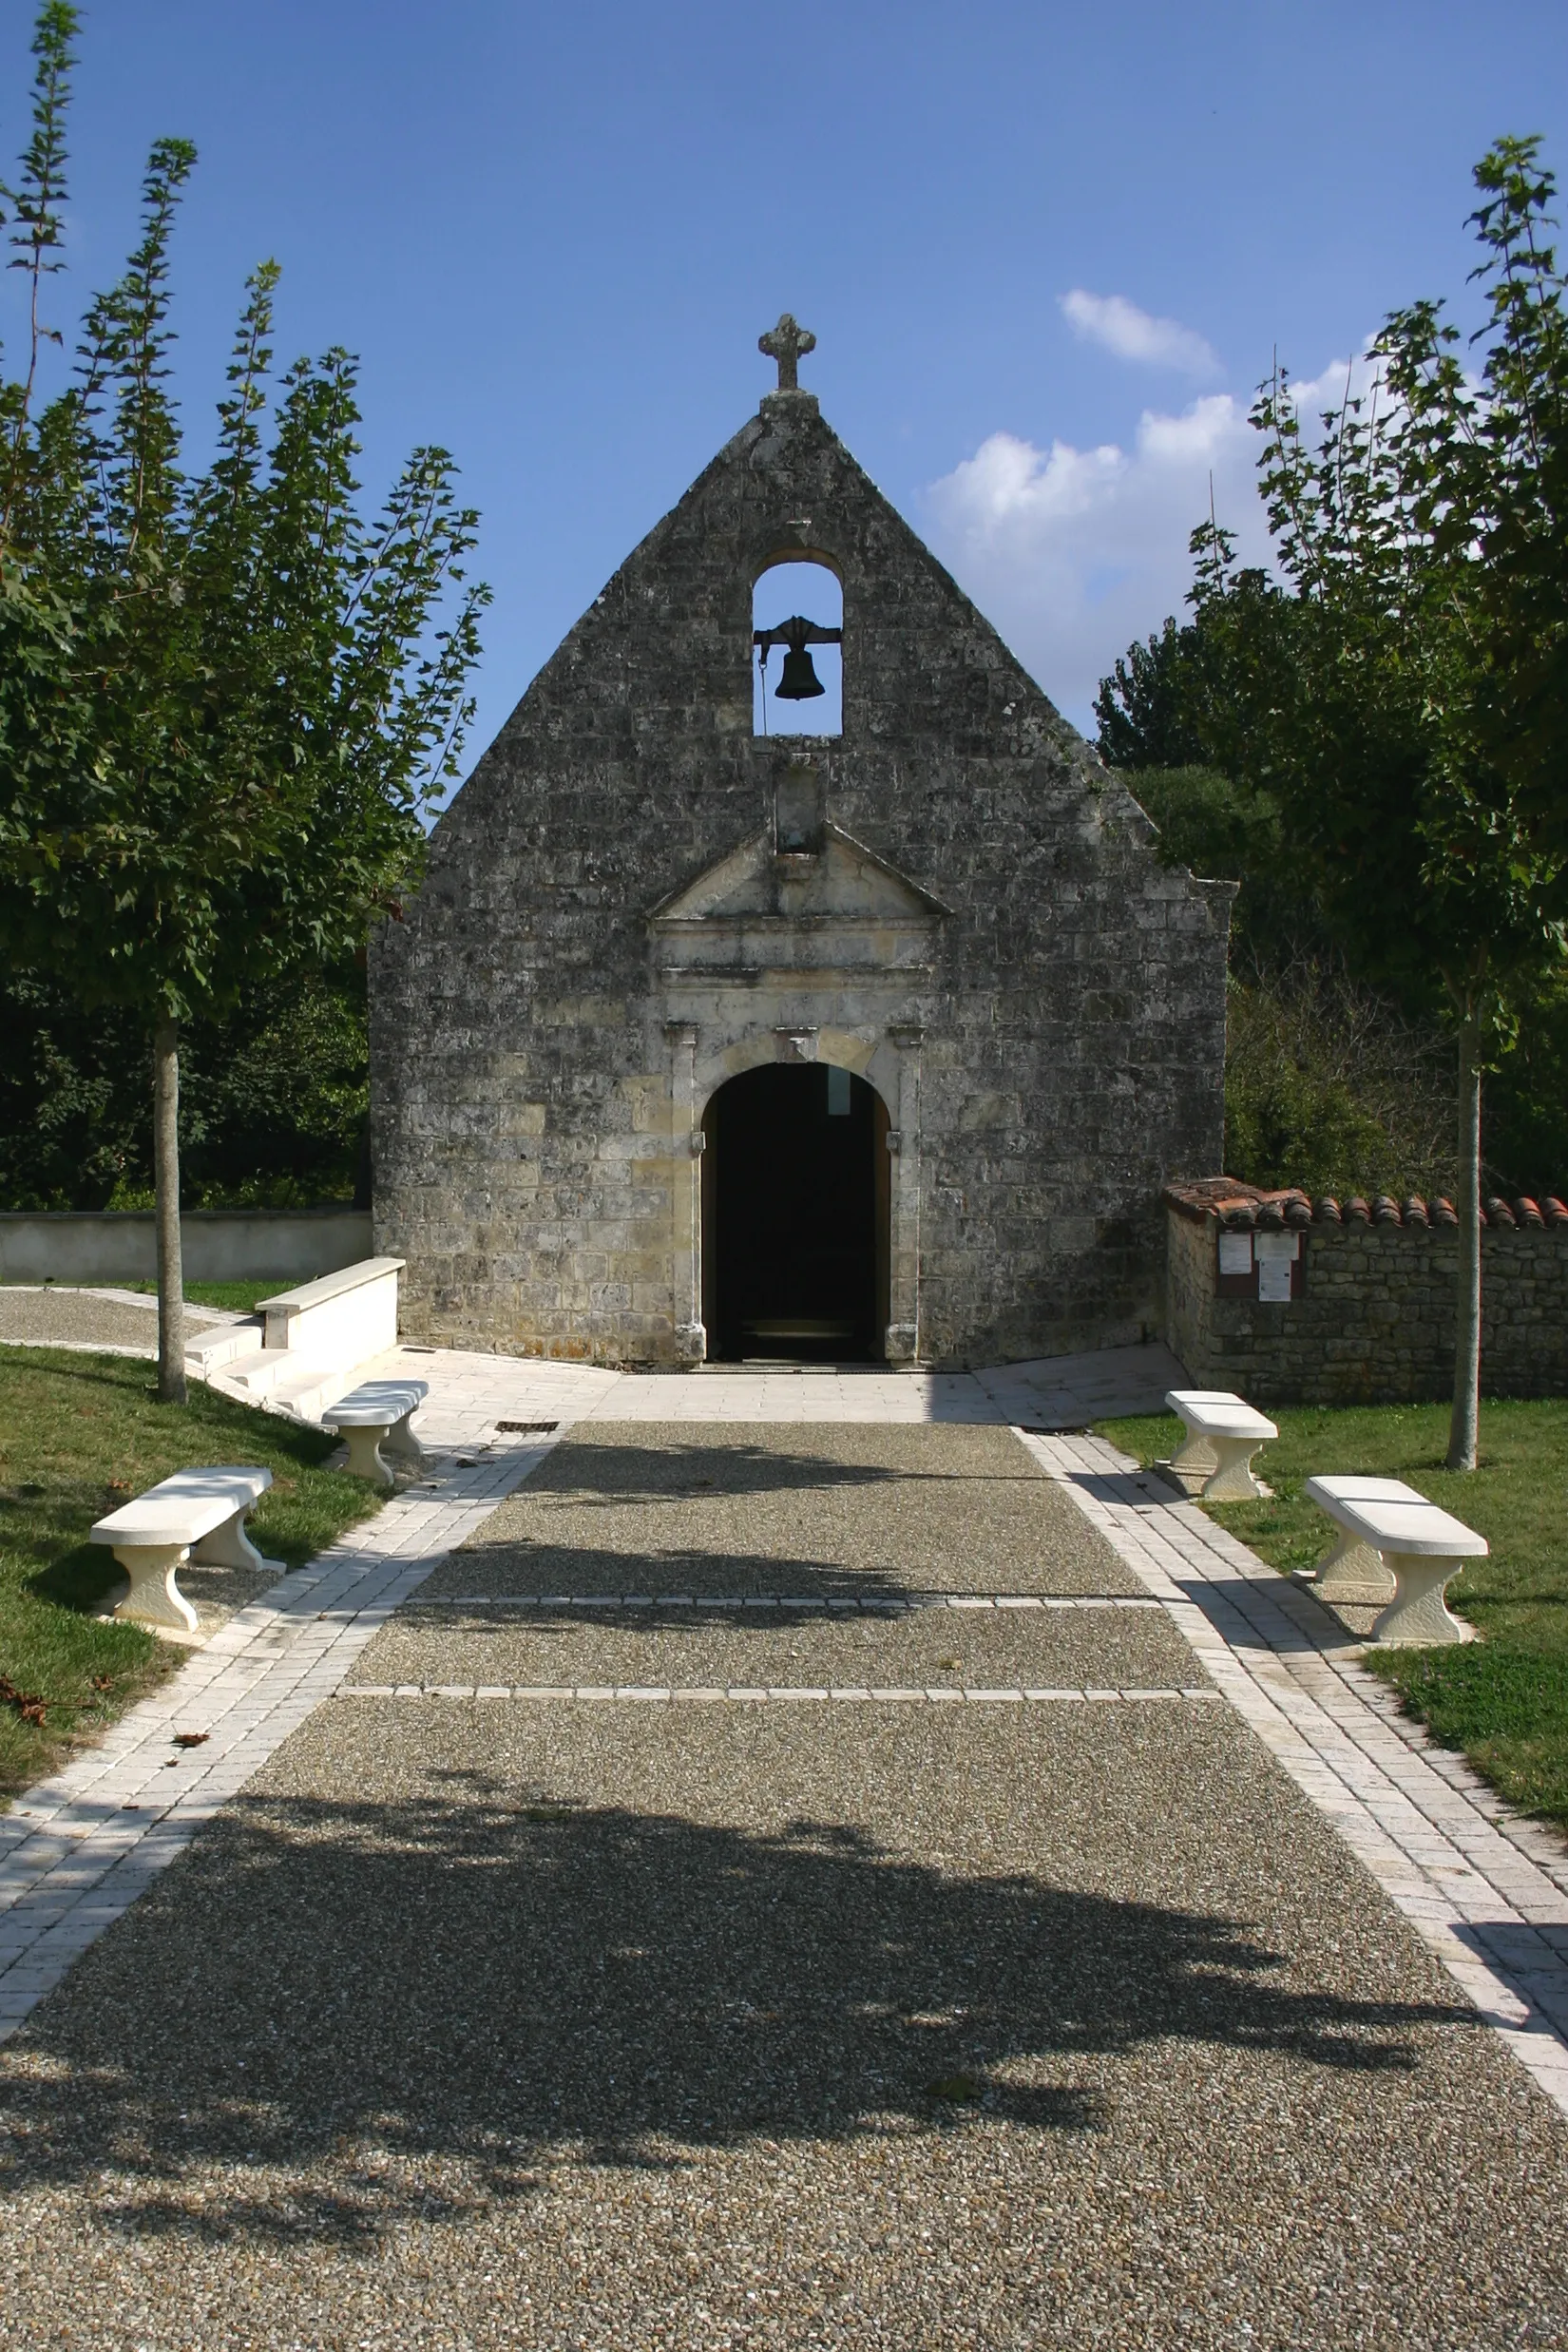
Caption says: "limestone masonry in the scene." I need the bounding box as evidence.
[371,330,1232,1366]
[1165,1179,1568,1403]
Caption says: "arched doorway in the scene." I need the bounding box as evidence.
[702,1063,889,1362]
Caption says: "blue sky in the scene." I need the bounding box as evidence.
[2,1,1563,754]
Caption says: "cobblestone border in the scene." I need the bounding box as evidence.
[0,1435,564,2042]
[1022,1428,1568,2120]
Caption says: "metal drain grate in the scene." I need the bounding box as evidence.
[495,1420,559,1434]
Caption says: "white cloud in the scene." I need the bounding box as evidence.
[1061,289,1220,379]
[1287,349,1387,415]
[924,393,1271,736]
[923,345,1403,737]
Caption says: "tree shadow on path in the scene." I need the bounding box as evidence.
[0,1774,1477,2246]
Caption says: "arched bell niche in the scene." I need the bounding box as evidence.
[752,558,842,736]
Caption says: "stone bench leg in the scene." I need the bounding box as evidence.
[1310,1530,1396,1605]
[190,1505,284,1577]
[1199,1436,1266,1502]
[1369,1553,1470,1646]
[110,1542,200,1635]
[1169,1427,1217,1479]
[382,1410,425,1472]
[1157,1428,1218,1497]
[340,1425,395,1486]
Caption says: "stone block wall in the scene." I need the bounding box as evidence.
[1165,1178,1568,1405]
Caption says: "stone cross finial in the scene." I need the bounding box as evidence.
[759,313,815,392]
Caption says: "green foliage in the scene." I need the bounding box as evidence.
[1092,618,1210,769]
[1119,768,1463,1192]
[0,2,487,1390]
[1107,734,1568,1201]
[1097,136,1568,1418]
[0,959,369,1209]
[1485,971,1568,1199]
[1191,141,1568,1036]
[1103,134,1568,1037]
[0,1347,381,1799]
[1098,1398,1568,1820]
[1222,960,1454,1197]
[1118,763,1281,886]
[1119,763,1320,969]
[0,157,488,1021]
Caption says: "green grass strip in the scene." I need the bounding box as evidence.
[1096,1398,1568,1825]
[0,1348,384,1804]
[120,1280,288,1313]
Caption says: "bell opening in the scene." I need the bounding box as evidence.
[753,560,842,736]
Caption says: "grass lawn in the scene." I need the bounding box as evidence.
[1097,1400,1568,1826]
[0,1348,384,1803]
[123,1280,284,1313]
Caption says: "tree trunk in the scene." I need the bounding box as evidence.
[1445,1011,1482,1471]
[153,1016,187,1405]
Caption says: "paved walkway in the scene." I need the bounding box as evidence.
[0,1287,1190,1425]
[2,1402,1567,2345]
[396,1335,1189,1428]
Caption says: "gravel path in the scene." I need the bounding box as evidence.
[427,1422,1135,1599]
[354,1604,1203,1693]
[0,1286,225,1352]
[3,1421,1566,2348]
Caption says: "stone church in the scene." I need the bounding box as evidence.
[370,319,1232,1368]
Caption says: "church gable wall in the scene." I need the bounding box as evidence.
[370,383,1231,1367]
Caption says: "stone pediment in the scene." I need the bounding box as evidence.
[650,823,949,932]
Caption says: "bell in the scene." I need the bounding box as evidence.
[775,644,825,699]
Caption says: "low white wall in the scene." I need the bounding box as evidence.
[0,1210,373,1286]
[258,1257,403,1367]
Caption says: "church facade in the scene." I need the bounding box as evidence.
[370,323,1232,1368]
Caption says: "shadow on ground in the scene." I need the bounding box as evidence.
[0,1776,1472,2245]
[415,1541,966,1601]
[517,1433,1051,1507]
[443,1428,1130,1599]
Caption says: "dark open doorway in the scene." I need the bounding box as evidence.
[702,1064,889,1363]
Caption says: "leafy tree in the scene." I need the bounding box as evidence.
[1100,641,1568,1203]
[0,961,372,1213]
[1222,953,1456,1199]
[0,4,488,1400]
[1186,138,1568,1469]
[1483,973,1568,1195]
[1093,616,1210,769]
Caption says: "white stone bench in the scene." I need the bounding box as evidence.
[321,1379,430,1486]
[1161,1389,1278,1501]
[1305,1475,1486,1645]
[90,1466,282,1635]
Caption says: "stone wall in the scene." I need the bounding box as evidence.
[371,379,1232,1368]
[1165,1179,1568,1404]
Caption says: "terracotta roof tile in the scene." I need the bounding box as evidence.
[1162,1177,1566,1231]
